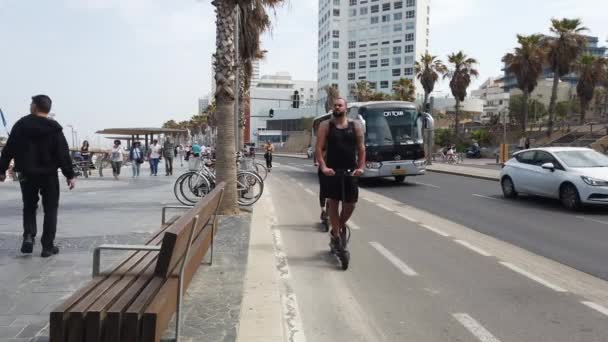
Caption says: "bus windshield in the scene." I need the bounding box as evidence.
[361,107,419,146]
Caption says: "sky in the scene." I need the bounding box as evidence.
[0,0,606,145]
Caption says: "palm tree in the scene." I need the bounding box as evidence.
[415,53,446,108]
[575,55,607,123]
[369,92,392,101]
[213,0,283,213]
[503,34,545,132]
[324,85,340,112]
[350,81,373,102]
[545,18,588,137]
[392,78,416,102]
[445,51,479,136]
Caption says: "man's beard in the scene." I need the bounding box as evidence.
[333,111,345,117]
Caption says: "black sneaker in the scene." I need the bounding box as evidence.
[41,246,59,258]
[21,235,34,254]
[329,234,340,253]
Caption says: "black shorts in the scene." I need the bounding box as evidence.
[319,172,359,203]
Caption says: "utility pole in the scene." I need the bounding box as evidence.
[67,125,75,149]
[234,6,241,155]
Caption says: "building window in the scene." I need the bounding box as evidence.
[350,0,357,5]
[382,40,390,45]
[332,72,339,80]
[393,23,402,32]
[393,46,402,54]
[348,41,356,48]
[404,44,414,53]
[406,10,415,18]
[381,58,390,66]
[381,47,390,55]
[333,41,340,48]
[358,75,367,79]
[403,55,414,64]
[404,67,413,75]
[371,16,379,24]
[333,9,340,16]
[333,51,340,58]
[393,12,402,20]
[360,7,368,15]
[394,1,403,9]
[405,22,415,30]
[370,60,378,68]
[332,62,339,70]
[406,0,415,6]
[348,51,356,59]
[371,5,379,13]
[405,33,414,41]
[359,54,367,58]
[393,57,401,65]
[349,8,357,16]
[392,68,401,76]
[348,62,356,70]
[380,81,389,88]
[359,43,368,47]
[382,25,391,34]
[381,14,390,22]
[333,0,340,5]
[393,39,402,43]
[359,61,367,69]
[348,73,356,80]
[370,42,378,46]
[382,3,391,11]
[332,30,340,38]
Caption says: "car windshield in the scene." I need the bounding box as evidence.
[554,150,608,168]
[361,107,419,146]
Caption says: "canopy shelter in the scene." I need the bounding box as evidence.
[95,127,188,150]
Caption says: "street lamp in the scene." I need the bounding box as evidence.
[66,125,75,149]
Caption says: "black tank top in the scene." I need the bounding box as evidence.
[326,120,357,170]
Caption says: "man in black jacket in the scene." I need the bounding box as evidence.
[0,95,76,257]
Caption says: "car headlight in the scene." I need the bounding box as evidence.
[366,162,382,169]
[581,176,608,186]
[414,159,427,167]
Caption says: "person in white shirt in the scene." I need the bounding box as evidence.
[148,139,162,176]
[110,140,124,180]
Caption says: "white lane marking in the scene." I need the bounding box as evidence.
[500,262,567,292]
[369,242,418,276]
[296,182,304,187]
[412,181,440,189]
[454,240,492,257]
[304,188,315,196]
[348,221,361,230]
[582,301,608,317]
[576,216,608,226]
[376,203,394,212]
[453,313,502,342]
[419,224,450,237]
[397,213,419,223]
[472,194,501,201]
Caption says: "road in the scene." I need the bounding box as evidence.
[265,156,608,342]
[275,156,608,281]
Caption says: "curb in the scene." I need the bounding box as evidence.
[426,168,500,182]
[272,153,308,159]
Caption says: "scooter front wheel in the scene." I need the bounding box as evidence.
[339,250,350,270]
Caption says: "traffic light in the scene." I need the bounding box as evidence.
[269,109,274,118]
[292,90,300,109]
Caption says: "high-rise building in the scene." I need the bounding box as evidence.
[251,59,261,88]
[317,0,431,104]
[198,97,210,115]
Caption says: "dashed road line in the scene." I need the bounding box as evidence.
[419,224,450,237]
[369,242,418,276]
[304,188,315,196]
[396,212,419,223]
[472,194,501,201]
[575,216,608,226]
[500,262,567,292]
[454,240,492,257]
[296,182,304,187]
[582,301,608,317]
[412,181,441,189]
[376,203,394,212]
[453,313,502,342]
[348,221,361,230]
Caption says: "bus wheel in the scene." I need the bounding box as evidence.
[394,176,406,183]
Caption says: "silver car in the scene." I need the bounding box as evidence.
[500,147,608,210]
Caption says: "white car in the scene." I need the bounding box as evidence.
[500,147,608,210]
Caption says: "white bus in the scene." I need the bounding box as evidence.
[312,101,433,182]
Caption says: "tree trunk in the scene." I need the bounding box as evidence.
[213,0,239,214]
[454,100,460,137]
[522,88,530,133]
[580,100,588,124]
[423,92,429,111]
[546,72,560,137]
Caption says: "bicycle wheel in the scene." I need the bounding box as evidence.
[182,172,212,204]
[236,171,264,206]
[174,173,193,205]
[253,162,268,181]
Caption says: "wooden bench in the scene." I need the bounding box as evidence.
[49,182,226,342]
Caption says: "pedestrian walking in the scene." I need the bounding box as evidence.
[524,136,531,150]
[0,95,76,257]
[148,139,162,176]
[129,141,144,177]
[264,140,274,170]
[184,145,191,161]
[110,140,124,180]
[80,140,91,177]
[192,142,201,158]
[162,137,175,176]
